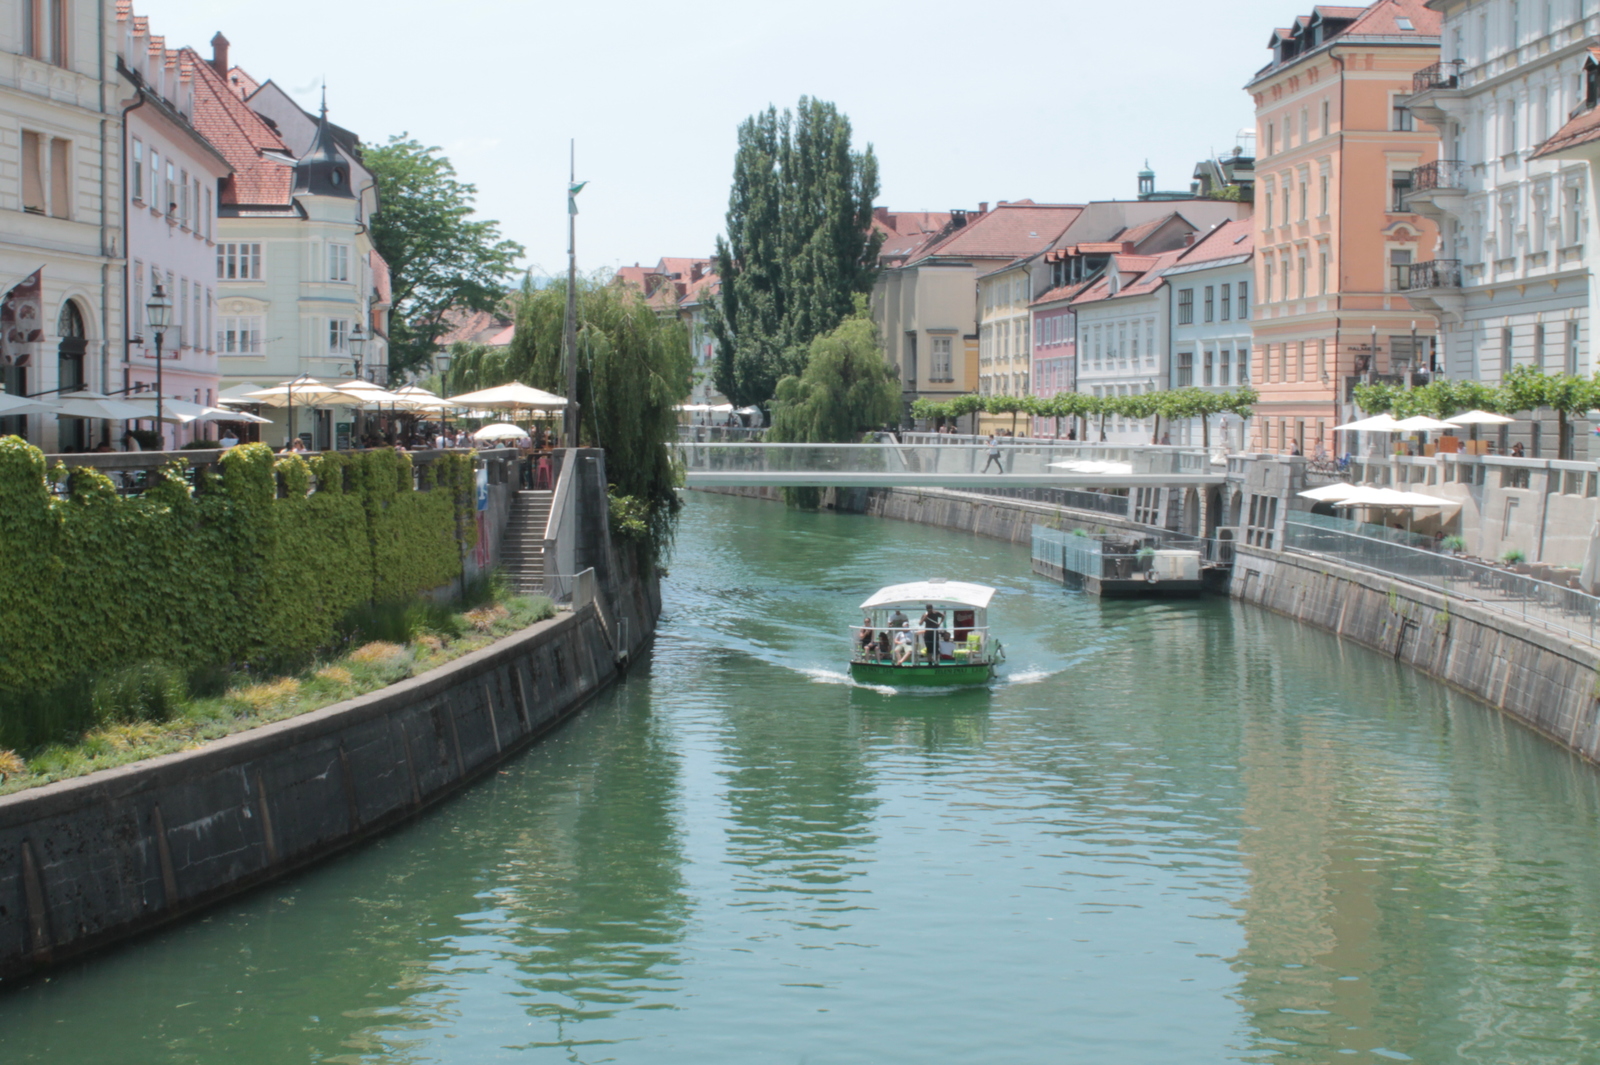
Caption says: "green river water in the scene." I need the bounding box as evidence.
[6,492,1600,1063]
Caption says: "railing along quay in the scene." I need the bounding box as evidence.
[1283,516,1600,645]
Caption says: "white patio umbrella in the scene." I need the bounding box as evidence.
[1392,415,1458,432]
[0,392,57,417]
[238,376,361,408]
[1298,482,1362,502]
[1445,410,1514,426]
[1333,413,1403,432]
[1334,486,1448,508]
[205,406,272,424]
[52,390,151,420]
[446,382,567,412]
[473,422,531,443]
[119,396,204,424]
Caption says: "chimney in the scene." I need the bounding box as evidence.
[210,32,229,77]
[1183,231,1196,247]
[978,202,988,214]
[691,263,703,282]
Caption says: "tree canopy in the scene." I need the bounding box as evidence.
[365,136,524,378]
[706,98,883,408]
[496,274,692,557]
[769,301,899,445]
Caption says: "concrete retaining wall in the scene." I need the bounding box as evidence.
[0,599,650,984]
[1232,546,1600,763]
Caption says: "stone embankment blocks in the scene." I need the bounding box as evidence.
[0,604,634,983]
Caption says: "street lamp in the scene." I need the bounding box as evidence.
[145,282,173,448]
[349,321,366,446]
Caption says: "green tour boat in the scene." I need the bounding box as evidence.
[849,579,1003,687]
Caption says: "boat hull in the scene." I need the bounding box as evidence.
[849,661,995,687]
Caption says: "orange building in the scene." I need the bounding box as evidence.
[1247,0,1441,456]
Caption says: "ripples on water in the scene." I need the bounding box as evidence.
[6,492,1600,1064]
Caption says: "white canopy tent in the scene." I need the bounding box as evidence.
[1445,410,1515,426]
[0,393,58,417]
[446,382,567,412]
[860,580,996,611]
[1392,415,1458,432]
[1333,413,1403,432]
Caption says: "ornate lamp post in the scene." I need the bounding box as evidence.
[349,321,366,446]
[145,282,174,449]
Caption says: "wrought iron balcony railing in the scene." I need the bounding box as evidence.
[1409,159,1468,193]
[1412,60,1462,94]
[1398,259,1463,292]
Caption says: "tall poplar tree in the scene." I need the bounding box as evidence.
[707,98,883,408]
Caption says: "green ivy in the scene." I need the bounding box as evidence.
[0,439,476,694]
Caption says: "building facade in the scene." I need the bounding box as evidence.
[1,0,124,450]
[1404,0,1593,455]
[118,7,230,449]
[187,37,386,449]
[1070,250,1180,443]
[1164,218,1255,448]
[1248,0,1443,457]
[874,202,1081,421]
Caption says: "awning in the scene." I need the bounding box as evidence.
[860,580,996,611]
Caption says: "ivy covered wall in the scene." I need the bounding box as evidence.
[0,440,475,693]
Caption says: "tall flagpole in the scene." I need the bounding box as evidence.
[563,140,581,448]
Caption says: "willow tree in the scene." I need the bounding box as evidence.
[707,97,883,408]
[503,274,692,557]
[768,305,899,507]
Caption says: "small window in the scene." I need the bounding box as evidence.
[329,318,350,352]
[930,335,953,382]
[1396,16,1414,31]
[20,131,44,214]
[1237,281,1250,320]
[1177,289,1194,325]
[1391,172,1413,211]
[328,243,351,282]
[1393,102,1415,131]
[217,243,263,280]
[1176,351,1193,387]
[131,138,143,202]
[1220,283,1232,322]
[1203,286,1215,323]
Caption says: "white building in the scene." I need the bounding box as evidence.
[1070,250,1177,443]
[1404,0,1594,452]
[117,8,230,448]
[186,37,387,448]
[1,0,124,451]
[1164,218,1255,448]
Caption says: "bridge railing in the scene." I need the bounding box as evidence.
[675,442,1215,481]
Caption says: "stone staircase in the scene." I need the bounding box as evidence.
[502,490,554,594]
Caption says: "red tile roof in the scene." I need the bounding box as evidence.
[1173,217,1255,264]
[183,47,293,205]
[437,308,513,348]
[874,207,957,263]
[1533,59,1600,159]
[1344,0,1439,35]
[226,65,260,101]
[911,203,1082,265]
[1070,249,1185,307]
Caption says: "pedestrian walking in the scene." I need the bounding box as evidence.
[983,435,1004,474]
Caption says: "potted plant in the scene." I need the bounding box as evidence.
[1441,535,1467,556]
[1501,547,1530,573]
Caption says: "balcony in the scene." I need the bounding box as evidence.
[1411,60,1461,94]
[1406,60,1465,127]
[1396,259,1464,319]
[1402,160,1467,222]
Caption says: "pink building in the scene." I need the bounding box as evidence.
[118,6,230,448]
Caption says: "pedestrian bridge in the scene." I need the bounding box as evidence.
[676,442,1229,489]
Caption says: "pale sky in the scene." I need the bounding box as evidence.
[142,0,1306,277]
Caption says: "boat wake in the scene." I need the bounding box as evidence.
[795,666,899,696]
[999,667,1066,686]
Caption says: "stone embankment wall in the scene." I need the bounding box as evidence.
[0,593,656,984]
[1233,546,1600,762]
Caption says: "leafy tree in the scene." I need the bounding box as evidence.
[707,98,883,408]
[502,274,692,558]
[442,341,508,396]
[768,303,899,507]
[769,304,900,444]
[984,394,1027,436]
[365,136,524,378]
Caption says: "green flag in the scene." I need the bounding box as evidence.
[568,180,587,215]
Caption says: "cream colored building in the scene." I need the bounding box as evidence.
[1,0,124,450]
[873,202,1082,425]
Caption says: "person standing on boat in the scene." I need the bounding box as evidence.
[983,435,1004,474]
[920,604,944,664]
[889,607,909,629]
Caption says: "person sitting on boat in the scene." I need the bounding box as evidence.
[892,628,915,666]
[858,616,876,658]
[920,604,945,663]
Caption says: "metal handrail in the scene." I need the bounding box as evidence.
[1412,59,1462,93]
[1400,259,1463,291]
[1409,159,1467,192]
[1283,518,1600,645]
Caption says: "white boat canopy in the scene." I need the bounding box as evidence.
[860,579,996,611]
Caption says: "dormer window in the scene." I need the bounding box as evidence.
[331,169,344,187]
[1586,57,1600,111]
[1396,16,1414,31]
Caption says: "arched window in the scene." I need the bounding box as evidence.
[57,299,84,339]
